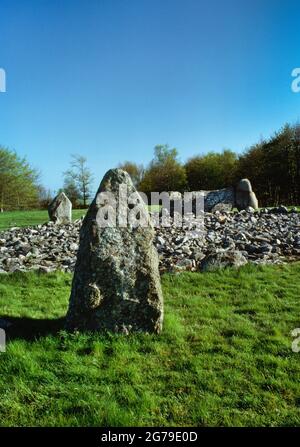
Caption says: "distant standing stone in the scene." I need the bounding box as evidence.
[65,169,164,334]
[235,179,258,210]
[48,192,72,224]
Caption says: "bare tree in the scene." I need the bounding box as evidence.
[63,155,93,207]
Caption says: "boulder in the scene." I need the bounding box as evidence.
[211,202,233,213]
[48,192,72,224]
[236,178,252,192]
[168,188,235,216]
[248,191,258,209]
[205,187,235,212]
[201,250,248,272]
[272,205,289,214]
[65,169,164,334]
[235,179,258,210]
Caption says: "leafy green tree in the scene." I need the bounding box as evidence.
[139,145,187,194]
[185,149,238,191]
[37,185,53,209]
[237,124,300,206]
[0,146,40,210]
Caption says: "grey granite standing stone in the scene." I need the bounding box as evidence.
[48,192,72,224]
[65,169,164,334]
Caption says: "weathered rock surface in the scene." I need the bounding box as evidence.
[201,250,248,272]
[168,179,258,215]
[248,191,259,209]
[0,207,299,275]
[168,188,235,215]
[48,192,72,224]
[236,179,258,210]
[65,169,164,334]
[205,187,235,212]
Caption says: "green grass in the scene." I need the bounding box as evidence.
[0,209,87,231]
[287,206,300,211]
[0,208,157,231]
[0,263,300,427]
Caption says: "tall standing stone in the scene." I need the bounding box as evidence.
[48,192,72,224]
[65,169,164,334]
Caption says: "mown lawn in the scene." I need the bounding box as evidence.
[0,209,87,231]
[0,263,299,427]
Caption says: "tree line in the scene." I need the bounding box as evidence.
[1,122,300,210]
[120,122,300,207]
[0,150,94,211]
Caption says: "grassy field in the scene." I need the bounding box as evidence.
[0,209,87,231]
[0,263,300,426]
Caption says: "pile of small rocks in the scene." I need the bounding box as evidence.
[0,220,82,274]
[156,206,300,272]
[0,207,299,275]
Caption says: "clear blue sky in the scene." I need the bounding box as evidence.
[1,0,300,193]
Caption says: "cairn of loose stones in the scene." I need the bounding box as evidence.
[0,206,299,276]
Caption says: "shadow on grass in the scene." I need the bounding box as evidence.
[0,315,65,341]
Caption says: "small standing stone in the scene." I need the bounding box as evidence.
[48,192,72,224]
[235,179,258,210]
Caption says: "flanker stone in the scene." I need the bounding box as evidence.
[48,192,72,224]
